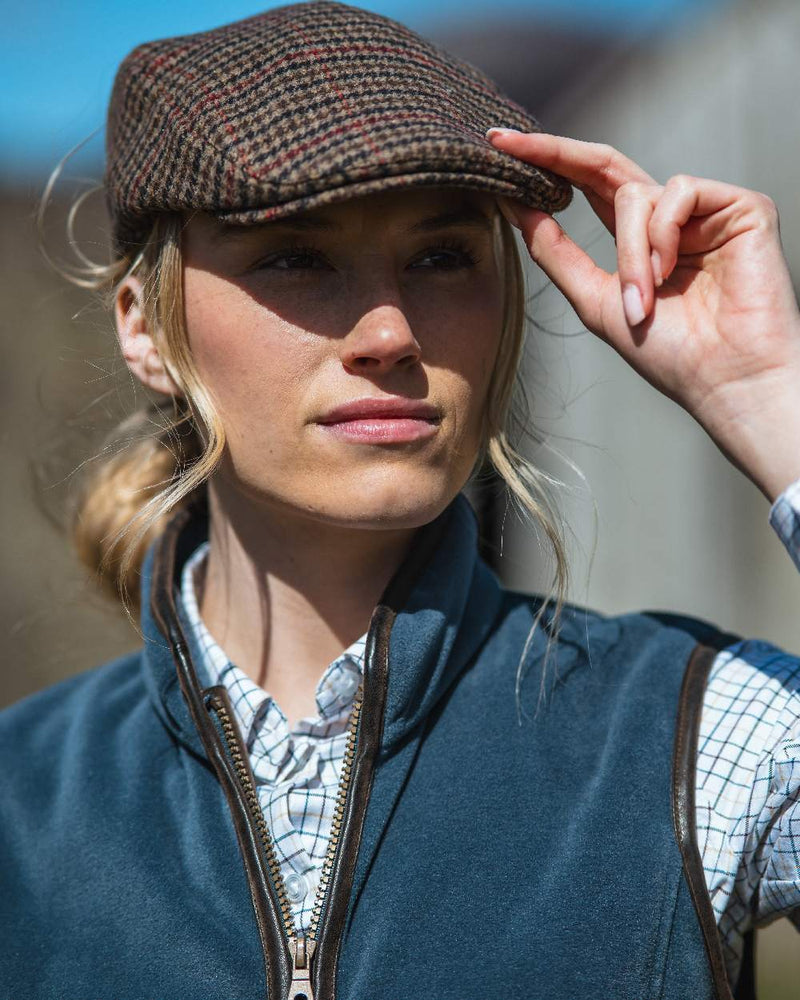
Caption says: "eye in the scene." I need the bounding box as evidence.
[254,244,332,270]
[410,238,481,271]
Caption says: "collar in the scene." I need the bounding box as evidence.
[139,491,505,759]
[179,541,369,736]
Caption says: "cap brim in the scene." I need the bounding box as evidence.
[213,163,572,227]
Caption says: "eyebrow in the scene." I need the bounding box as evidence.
[406,204,495,234]
[213,201,495,241]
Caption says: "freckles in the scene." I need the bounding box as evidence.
[185,281,298,393]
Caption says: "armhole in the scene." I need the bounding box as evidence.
[671,642,757,1000]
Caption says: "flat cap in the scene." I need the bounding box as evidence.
[105,0,573,254]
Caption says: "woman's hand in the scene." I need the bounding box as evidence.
[487,128,800,503]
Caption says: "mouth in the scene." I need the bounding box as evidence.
[315,397,441,444]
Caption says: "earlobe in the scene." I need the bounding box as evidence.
[114,275,182,397]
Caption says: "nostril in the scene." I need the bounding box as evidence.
[343,350,420,373]
[345,356,381,371]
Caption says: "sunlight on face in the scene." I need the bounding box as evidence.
[182,187,506,531]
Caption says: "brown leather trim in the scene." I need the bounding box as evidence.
[312,504,458,1000]
[150,506,288,1000]
[672,642,736,1000]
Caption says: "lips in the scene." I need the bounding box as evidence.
[316,397,441,424]
[315,397,441,444]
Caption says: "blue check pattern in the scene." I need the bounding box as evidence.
[181,478,800,985]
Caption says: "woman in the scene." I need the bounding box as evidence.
[2,2,798,998]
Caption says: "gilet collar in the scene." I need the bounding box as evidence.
[139,491,504,759]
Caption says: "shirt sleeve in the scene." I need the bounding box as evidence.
[695,476,800,984]
[770,476,800,572]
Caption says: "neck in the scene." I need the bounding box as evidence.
[197,478,418,724]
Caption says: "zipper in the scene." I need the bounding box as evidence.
[145,504,448,1000]
[149,499,450,999]
[206,679,364,1000]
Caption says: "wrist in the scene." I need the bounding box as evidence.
[696,375,800,504]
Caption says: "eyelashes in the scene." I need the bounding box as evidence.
[413,237,482,270]
[252,237,483,273]
[254,244,331,271]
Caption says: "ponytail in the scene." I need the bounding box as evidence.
[70,400,205,609]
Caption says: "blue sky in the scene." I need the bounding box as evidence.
[2,0,723,181]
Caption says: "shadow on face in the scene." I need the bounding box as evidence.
[182,186,503,337]
[178,186,509,530]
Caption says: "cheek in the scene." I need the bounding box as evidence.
[186,266,326,479]
[419,274,505,420]
[183,270,309,445]
[179,260,507,521]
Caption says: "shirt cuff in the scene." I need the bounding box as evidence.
[769,476,800,572]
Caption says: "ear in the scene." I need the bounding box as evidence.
[114,275,183,397]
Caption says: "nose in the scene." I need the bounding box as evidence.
[339,303,422,375]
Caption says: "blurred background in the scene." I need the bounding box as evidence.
[2,0,798,993]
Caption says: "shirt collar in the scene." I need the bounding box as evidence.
[178,540,369,740]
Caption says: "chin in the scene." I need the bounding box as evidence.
[223,447,476,530]
[308,470,463,530]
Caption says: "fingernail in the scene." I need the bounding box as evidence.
[622,283,645,326]
[651,249,663,287]
[486,127,521,139]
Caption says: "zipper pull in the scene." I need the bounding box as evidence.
[288,934,316,1000]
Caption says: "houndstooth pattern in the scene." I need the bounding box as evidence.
[104,1,572,254]
[180,479,800,982]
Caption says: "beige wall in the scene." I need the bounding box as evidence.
[0,191,140,708]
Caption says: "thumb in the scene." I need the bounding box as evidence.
[501,199,608,334]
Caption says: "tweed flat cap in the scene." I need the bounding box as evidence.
[105,0,573,254]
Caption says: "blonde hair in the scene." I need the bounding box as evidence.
[43,180,570,717]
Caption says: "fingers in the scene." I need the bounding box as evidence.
[492,128,782,335]
[486,129,658,203]
[613,181,663,324]
[501,201,609,334]
[502,179,665,330]
[648,174,779,279]
[487,129,665,325]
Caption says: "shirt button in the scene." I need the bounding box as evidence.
[285,872,307,903]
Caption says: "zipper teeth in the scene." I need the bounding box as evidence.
[210,683,364,945]
[211,696,296,938]
[308,681,363,942]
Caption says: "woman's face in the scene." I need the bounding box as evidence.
[181,187,506,530]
